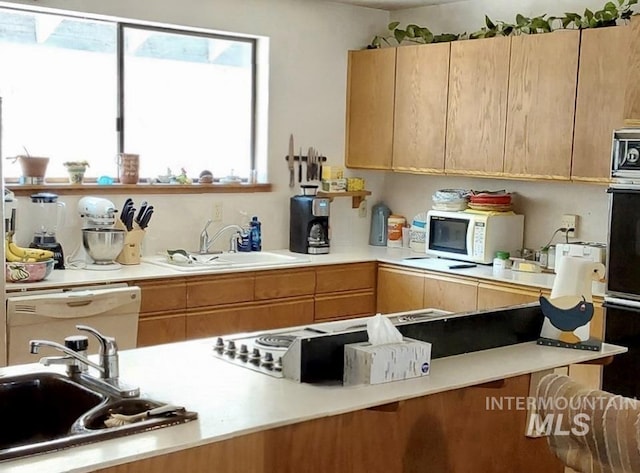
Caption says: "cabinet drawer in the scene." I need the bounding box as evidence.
[187,273,254,308]
[186,297,314,339]
[254,269,316,300]
[133,278,187,316]
[423,273,478,313]
[315,262,376,294]
[137,314,185,347]
[315,289,376,321]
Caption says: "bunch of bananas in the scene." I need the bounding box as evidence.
[5,234,54,263]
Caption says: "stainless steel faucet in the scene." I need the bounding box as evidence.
[199,219,246,253]
[29,325,140,398]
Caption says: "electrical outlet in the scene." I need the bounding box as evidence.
[212,201,223,222]
[560,214,577,238]
[358,199,367,218]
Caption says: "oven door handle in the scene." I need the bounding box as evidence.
[607,187,640,194]
[603,300,640,313]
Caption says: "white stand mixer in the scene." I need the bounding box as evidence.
[70,197,124,271]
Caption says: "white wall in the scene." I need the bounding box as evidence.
[383,0,616,250]
[2,0,389,256]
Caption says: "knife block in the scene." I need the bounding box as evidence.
[114,220,145,265]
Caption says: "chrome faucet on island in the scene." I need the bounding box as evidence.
[29,324,140,398]
[199,219,247,254]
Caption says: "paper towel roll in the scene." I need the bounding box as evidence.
[550,256,606,302]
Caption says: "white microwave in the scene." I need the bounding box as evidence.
[426,210,525,264]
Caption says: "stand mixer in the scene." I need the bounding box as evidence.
[76,197,125,270]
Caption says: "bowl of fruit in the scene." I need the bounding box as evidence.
[5,237,55,282]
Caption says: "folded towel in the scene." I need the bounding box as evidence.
[536,373,640,473]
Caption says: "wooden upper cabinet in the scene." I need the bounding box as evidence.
[445,36,510,175]
[345,48,396,170]
[504,31,580,179]
[624,16,640,124]
[393,43,450,173]
[573,25,630,182]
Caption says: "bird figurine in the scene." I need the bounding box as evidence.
[539,295,594,345]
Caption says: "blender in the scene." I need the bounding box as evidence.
[29,192,65,269]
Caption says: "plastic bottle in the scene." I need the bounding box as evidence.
[493,251,511,274]
[250,216,262,251]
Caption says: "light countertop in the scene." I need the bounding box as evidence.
[1,336,625,473]
[5,245,605,296]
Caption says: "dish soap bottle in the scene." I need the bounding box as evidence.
[250,216,262,251]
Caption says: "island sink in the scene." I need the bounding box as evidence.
[0,372,197,462]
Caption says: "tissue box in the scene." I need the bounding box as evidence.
[321,178,347,192]
[343,338,432,386]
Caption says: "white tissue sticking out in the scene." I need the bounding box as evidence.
[366,313,403,345]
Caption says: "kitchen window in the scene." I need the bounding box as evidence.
[0,7,256,183]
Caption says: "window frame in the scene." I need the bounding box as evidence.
[0,4,260,186]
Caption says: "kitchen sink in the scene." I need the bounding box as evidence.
[0,372,197,462]
[144,251,309,271]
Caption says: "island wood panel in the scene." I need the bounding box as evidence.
[186,273,255,308]
[137,314,185,347]
[393,42,450,173]
[132,278,186,316]
[345,48,396,170]
[573,25,630,181]
[185,297,314,338]
[624,16,640,124]
[314,262,376,293]
[477,282,540,310]
[95,374,562,473]
[254,268,316,300]
[445,36,510,174]
[377,265,425,314]
[314,289,376,321]
[423,272,478,313]
[504,31,580,179]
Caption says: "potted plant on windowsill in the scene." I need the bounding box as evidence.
[63,161,89,184]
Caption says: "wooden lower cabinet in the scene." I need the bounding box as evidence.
[133,278,187,347]
[186,297,314,339]
[95,373,562,473]
[137,314,185,347]
[477,282,540,310]
[315,262,377,321]
[315,289,375,321]
[423,273,477,313]
[377,265,425,314]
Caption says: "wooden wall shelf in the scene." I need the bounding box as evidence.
[317,190,371,208]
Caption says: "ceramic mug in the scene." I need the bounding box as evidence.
[118,153,139,184]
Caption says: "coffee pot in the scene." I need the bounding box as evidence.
[290,185,330,255]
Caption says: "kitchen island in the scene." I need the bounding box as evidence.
[2,333,625,473]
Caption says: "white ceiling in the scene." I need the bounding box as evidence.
[326,0,463,11]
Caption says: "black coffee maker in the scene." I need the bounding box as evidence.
[290,186,330,255]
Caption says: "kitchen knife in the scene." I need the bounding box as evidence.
[318,150,323,181]
[121,198,133,225]
[298,147,302,183]
[135,201,148,225]
[126,206,136,231]
[288,134,295,188]
[307,147,313,181]
[139,208,154,229]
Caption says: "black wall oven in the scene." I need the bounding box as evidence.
[603,183,640,397]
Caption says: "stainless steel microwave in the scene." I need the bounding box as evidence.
[425,210,525,264]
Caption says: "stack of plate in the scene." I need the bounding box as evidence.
[431,189,470,211]
[468,191,513,211]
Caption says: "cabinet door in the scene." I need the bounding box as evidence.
[505,31,579,179]
[445,36,510,175]
[377,265,424,314]
[477,283,540,310]
[186,297,314,339]
[573,25,630,182]
[624,16,640,124]
[315,289,376,321]
[345,48,396,170]
[423,273,477,313]
[315,262,376,293]
[254,268,316,300]
[393,43,449,173]
[187,273,254,308]
[133,278,186,316]
[138,314,185,347]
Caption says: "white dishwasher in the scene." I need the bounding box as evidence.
[3,284,141,366]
